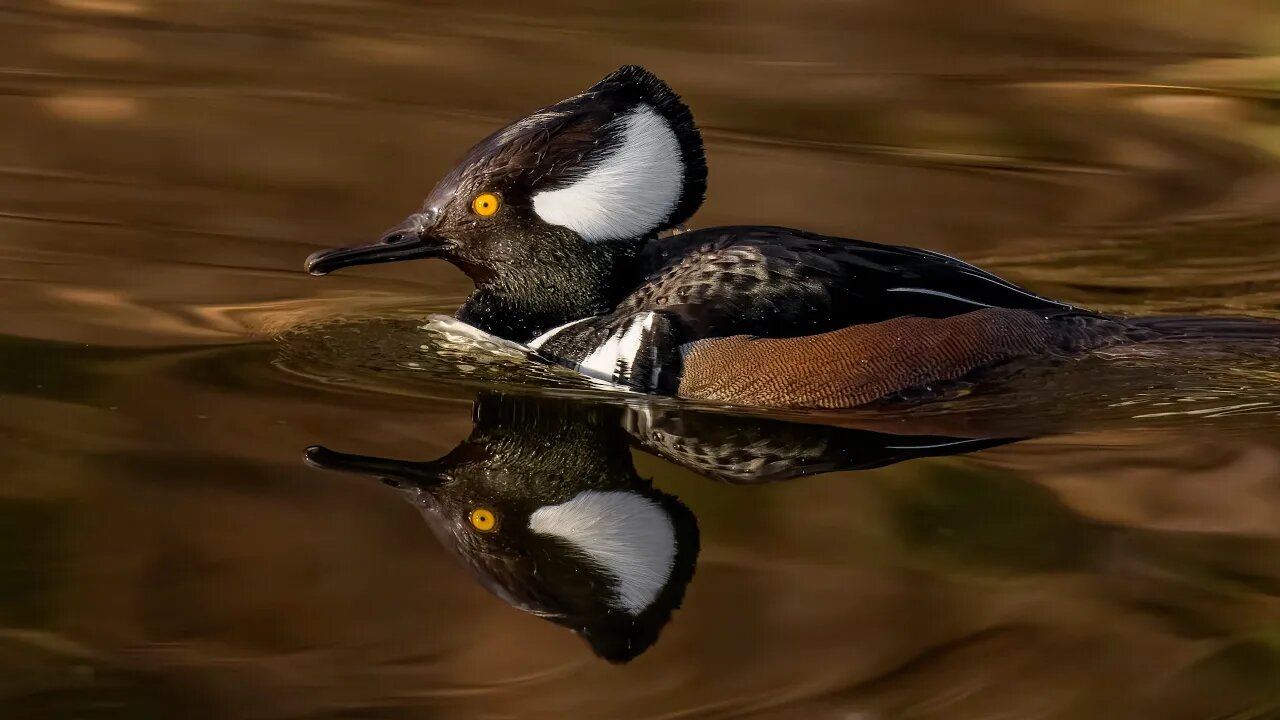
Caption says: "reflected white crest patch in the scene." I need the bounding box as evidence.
[529,489,677,614]
[532,105,683,242]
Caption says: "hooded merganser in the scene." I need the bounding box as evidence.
[305,66,1276,409]
[305,392,1017,661]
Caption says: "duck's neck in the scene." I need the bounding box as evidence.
[455,238,645,343]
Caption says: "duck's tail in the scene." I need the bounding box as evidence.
[1128,315,1280,344]
[1113,315,1280,364]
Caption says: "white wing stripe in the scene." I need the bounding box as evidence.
[885,287,994,308]
[529,316,594,350]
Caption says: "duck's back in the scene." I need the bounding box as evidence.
[618,226,1078,339]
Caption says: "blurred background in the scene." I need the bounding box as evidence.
[3,1,1280,718]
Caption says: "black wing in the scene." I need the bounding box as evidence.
[617,226,1080,340]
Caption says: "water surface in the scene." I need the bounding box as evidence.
[3,1,1280,718]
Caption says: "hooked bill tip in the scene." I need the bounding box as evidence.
[304,250,334,276]
[302,446,332,467]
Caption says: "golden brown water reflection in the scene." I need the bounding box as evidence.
[4,0,1280,718]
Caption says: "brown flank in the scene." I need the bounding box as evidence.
[677,309,1093,408]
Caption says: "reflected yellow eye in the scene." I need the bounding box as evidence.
[471,193,500,217]
[469,507,497,532]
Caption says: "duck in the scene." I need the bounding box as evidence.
[304,391,1016,661]
[305,65,1278,409]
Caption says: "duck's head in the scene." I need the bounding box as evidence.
[305,66,706,289]
[303,395,700,663]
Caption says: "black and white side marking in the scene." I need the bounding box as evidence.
[531,311,669,391]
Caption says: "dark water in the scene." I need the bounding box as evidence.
[4,1,1280,718]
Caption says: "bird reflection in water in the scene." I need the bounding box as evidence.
[305,394,1019,662]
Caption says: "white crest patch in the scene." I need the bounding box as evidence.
[529,489,677,615]
[532,105,683,242]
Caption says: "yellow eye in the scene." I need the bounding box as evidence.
[471,193,500,217]
[469,507,497,532]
